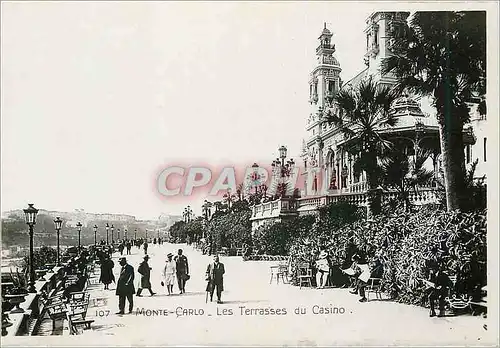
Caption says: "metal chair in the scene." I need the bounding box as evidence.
[297,263,313,289]
[365,278,383,301]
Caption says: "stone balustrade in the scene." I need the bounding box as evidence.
[250,186,440,225]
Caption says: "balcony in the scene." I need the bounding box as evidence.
[364,43,380,58]
[250,197,298,221]
[316,44,335,55]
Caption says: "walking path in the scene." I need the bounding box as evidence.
[4,243,493,346]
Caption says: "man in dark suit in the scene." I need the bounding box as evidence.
[116,257,135,315]
[206,255,225,304]
[427,263,453,317]
[175,249,189,294]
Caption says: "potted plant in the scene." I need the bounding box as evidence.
[4,270,29,314]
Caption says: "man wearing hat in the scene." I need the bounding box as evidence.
[174,249,189,294]
[116,257,135,315]
[137,255,156,297]
[206,254,225,303]
[162,253,176,295]
[315,248,330,289]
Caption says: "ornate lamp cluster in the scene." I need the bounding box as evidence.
[272,145,295,178]
[183,205,193,223]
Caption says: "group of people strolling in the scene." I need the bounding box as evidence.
[98,247,226,314]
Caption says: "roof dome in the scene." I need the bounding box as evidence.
[390,93,425,118]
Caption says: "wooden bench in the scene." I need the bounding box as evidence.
[67,312,94,334]
[42,292,67,307]
[66,291,93,334]
[46,302,69,330]
[65,275,79,288]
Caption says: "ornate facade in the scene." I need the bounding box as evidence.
[250,12,487,230]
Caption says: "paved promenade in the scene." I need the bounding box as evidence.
[5,243,493,346]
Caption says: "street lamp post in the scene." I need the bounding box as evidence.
[105,223,109,245]
[134,229,137,240]
[145,229,148,240]
[117,228,121,241]
[271,145,295,197]
[111,225,114,244]
[125,228,128,240]
[76,222,82,252]
[54,217,63,266]
[93,225,98,246]
[23,204,39,293]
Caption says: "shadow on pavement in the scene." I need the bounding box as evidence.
[145,291,206,297]
[220,300,269,305]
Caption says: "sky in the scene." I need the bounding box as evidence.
[2,1,494,220]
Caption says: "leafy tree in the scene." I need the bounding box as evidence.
[208,210,252,251]
[326,77,397,215]
[252,215,315,256]
[184,217,204,244]
[230,199,251,213]
[382,11,486,211]
[169,221,187,242]
[22,246,58,272]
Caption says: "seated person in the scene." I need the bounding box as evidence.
[343,254,370,302]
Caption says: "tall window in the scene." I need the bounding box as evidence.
[466,144,471,163]
[483,137,487,162]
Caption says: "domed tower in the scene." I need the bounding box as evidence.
[363,12,410,87]
[302,23,342,197]
[308,23,342,117]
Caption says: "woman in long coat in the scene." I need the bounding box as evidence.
[99,254,115,290]
[136,255,155,296]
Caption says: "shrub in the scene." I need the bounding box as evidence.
[251,215,315,256]
[288,205,487,307]
[22,246,58,273]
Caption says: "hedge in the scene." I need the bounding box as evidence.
[288,205,487,307]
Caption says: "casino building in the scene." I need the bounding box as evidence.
[250,12,487,231]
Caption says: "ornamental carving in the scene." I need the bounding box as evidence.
[307,113,316,124]
[308,147,319,167]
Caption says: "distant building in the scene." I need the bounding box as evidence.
[158,213,183,228]
[2,208,137,227]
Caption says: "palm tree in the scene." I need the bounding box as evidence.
[223,189,237,210]
[380,147,434,210]
[381,11,486,211]
[326,77,397,216]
